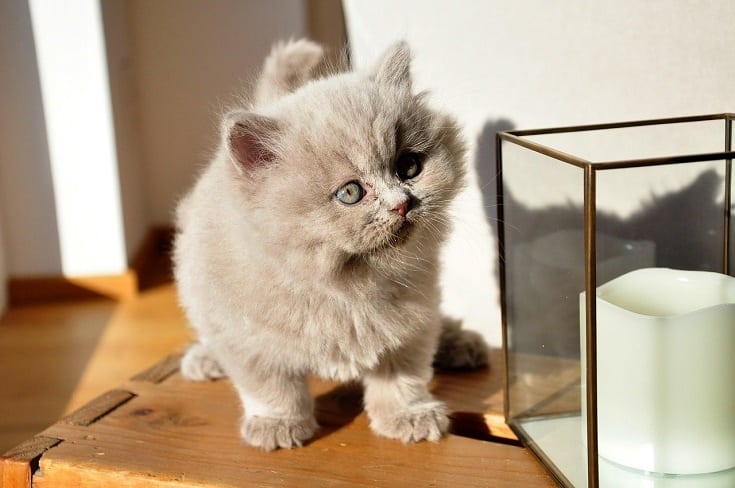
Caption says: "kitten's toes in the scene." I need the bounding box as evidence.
[241,416,318,451]
[433,318,490,370]
[369,401,449,443]
[180,342,226,381]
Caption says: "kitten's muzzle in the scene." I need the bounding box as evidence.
[391,196,416,245]
[391,195,414,218]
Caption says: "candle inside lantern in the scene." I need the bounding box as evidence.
[580,268,735,475]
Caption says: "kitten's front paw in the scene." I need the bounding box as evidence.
[241,416,318,451]
[180,342,226,381]
[434,318,489,370]
[369,401,449,443]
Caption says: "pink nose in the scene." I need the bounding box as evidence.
[392,199,410,217]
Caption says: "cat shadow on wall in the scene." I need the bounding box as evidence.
[474,118,516,243]
[474,119,727,357]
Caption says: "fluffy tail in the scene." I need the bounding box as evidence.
[252,39,325,106]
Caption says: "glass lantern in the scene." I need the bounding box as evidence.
[496,113,734,487]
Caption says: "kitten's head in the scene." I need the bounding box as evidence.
[223,42,465,273]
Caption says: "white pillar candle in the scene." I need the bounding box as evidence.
[581,268,735,475]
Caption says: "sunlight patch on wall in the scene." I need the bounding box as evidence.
[28,0,127,277]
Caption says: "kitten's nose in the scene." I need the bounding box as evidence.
[392,198,412,218]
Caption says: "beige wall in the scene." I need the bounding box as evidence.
[0,0,63,277]
[0,0,311,283]
[102,0,149,264]
[127,0,309,225]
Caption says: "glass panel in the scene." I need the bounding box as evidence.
[500,116,735,487]
[596,161,726,273]
[501,139,584,416]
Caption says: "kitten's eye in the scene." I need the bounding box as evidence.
[396,152,424,181]
[335,181,365,205]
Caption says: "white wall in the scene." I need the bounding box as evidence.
[344,0,735,346]
[0,0,137,279]
[28,0,128,277]
[0,0,63,277]
[128,0,309,225]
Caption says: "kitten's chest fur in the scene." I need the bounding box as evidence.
[242,255,440,381]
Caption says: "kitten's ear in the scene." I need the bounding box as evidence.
[223,110,280,174]
[372,41,412,90]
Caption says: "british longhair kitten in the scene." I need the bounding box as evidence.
[174,40,488,451]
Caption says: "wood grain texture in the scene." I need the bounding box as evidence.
[5,352,557,487]
[131,353,183,384]
[0,299,116,452]
[1,436,61,488]
[62,286,193,414]
[0,227,185,452]
[58,390,136,427]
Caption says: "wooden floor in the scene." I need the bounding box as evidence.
[0,268,192,452]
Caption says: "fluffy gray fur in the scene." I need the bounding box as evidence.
[174,39,488,451]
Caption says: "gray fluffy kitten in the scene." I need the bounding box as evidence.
[174,39,488,451]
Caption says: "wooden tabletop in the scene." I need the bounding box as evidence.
[2,350,557,487]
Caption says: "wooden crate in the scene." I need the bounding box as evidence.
[1,350,557,487]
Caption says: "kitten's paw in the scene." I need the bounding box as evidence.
[433,318,489,370]
[241,416,318,451]
[369,401,450,443]
[180,342,226,381]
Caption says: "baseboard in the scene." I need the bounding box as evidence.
[7,226,174,306]
[8,272,138,304]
